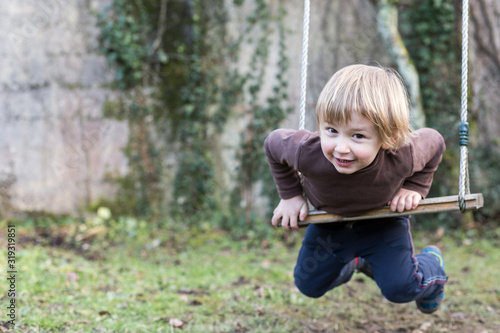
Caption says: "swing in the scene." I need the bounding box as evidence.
[279,0,483,227]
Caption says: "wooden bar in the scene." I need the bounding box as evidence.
[278,193,484,227]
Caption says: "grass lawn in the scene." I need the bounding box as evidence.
[0,218,499,332]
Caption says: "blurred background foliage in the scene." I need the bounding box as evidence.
[95,0,290,237]
[87,0,499,237]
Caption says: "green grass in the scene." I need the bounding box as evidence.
[1,220,500,332]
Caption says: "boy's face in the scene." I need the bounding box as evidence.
[319,111,387,174]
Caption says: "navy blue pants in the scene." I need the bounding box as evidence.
[294,216,448,303]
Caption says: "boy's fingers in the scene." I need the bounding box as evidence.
[396,198,406,212]
[272,211,286,228]
[389,198,398,212]
[412,196,421,209]
[271,214,280,227]
[402,197,410,211]
[299,204,308,221]
[401,197,410,212]
[289,215,298,230]
[281,215,291,231]
[411,196,419,209]
[391,195,420,212]
[406,199,413,211]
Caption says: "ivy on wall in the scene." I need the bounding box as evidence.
[96,0,290,228]
[398,0,498,225]
[169,0,232,220]
[97,0,165,218]
[232,0,292,226]
[400,0,461,199]
[93,0,498,229]
[400,1,500,225]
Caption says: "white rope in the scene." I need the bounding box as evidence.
[460,1,469,125]
[459,0,470,212]
[298,0,310,130]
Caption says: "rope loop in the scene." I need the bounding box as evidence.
[459,196,467,213]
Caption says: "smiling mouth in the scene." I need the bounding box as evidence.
[334,157,354,167]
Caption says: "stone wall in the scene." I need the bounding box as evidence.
[6,0,496,216]
[0,0,388,216]
[0,0,128,215]
[470,0,500,148]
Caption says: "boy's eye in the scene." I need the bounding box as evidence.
[327,128,337,134]
[354,134,364,139]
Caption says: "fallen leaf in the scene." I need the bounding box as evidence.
[254,306,265,316]
[462,238,473,246]
[169,318,185,328]
[368,324,382,332]
[419,321,432,331]
[486,305,498,313]
[473,249,486,257]
[75,225,107,242]
[176,288,207,296]
[66,271,78,284]
[261,260,271,268]
[255,286,267,298]
[233,322,247,332]
[434,227,445,240]
[98,310,111,316]
[306,323,327,332]
[451,312,467,320]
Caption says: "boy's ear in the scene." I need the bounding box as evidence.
[381,143,390,150]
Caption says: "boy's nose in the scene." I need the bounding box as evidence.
[335,139,350,153]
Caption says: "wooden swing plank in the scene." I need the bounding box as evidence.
[291,193,484,227]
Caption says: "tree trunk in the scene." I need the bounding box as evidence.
[469,0,500,148]
[466,0,500,216]
[376,0,426,129]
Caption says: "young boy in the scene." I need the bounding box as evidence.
[264,64,447,313]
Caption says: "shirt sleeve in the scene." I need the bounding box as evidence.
[402,128,446,198]
[264,129,310,199]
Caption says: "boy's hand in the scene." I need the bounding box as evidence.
[271,195,308,231]
[388,188,422,212]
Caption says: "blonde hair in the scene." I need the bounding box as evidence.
[316,64,413,150]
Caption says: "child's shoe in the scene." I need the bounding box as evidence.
[416,245,445,314]
[355,257,374,280]
[332,257,373,288]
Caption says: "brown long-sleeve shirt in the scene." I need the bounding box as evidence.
[264,128,446,217]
